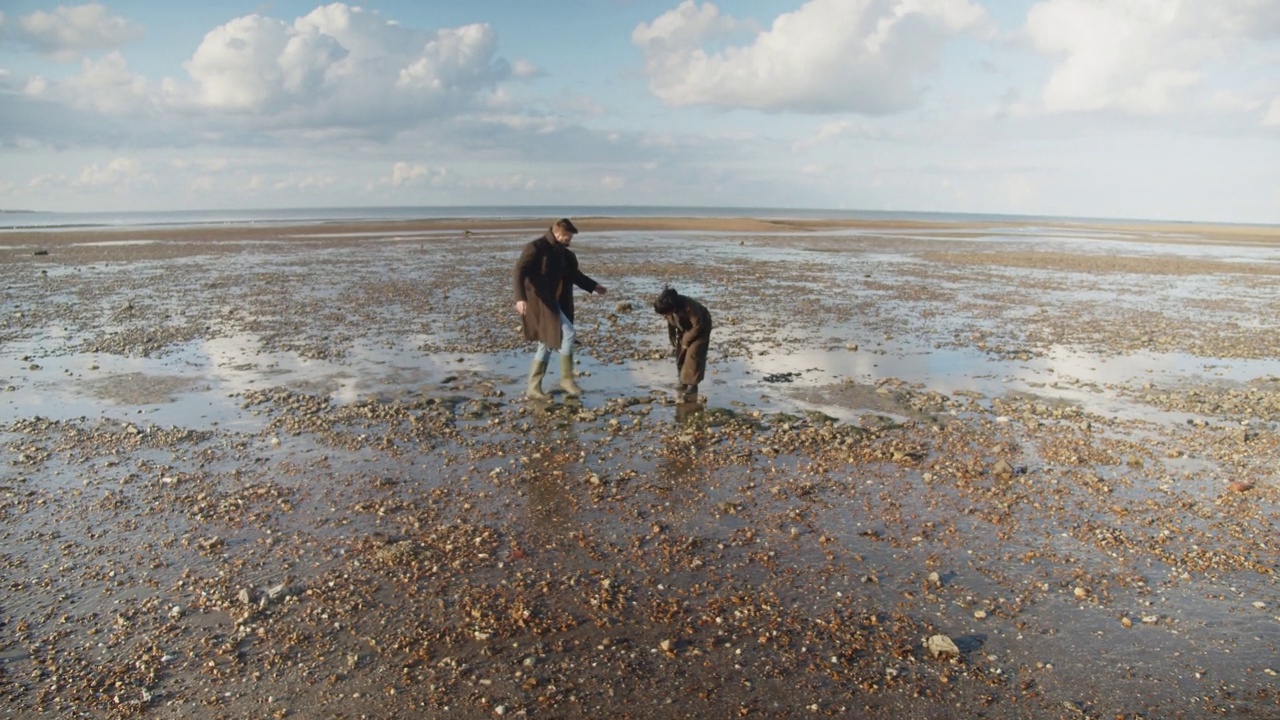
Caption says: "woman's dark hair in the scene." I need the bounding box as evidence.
[653,287,679,314]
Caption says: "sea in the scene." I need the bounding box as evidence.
[0,205,1180,232]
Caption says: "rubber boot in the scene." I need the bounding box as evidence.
[681,383,699,403]
[559,354,583,396]
[526,358,550,400]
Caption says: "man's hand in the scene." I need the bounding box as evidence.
[515,300,527,316]
[593,285,607,295]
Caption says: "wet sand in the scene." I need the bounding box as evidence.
[2,217,1279,718]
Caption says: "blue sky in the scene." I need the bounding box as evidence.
[0,0,1277,222]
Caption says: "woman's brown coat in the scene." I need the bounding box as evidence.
[665,295,712,385]
[513,231,599,349]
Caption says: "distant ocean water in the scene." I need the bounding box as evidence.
[0,205,1155,231]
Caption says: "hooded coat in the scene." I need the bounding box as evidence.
[665,294,712,385]
[513,230,599,350]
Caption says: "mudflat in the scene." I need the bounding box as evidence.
[2,216,1278,718]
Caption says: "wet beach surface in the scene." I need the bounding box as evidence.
[2,217,1279,718]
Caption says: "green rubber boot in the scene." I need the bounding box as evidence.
[559,354,583,396]
[526,358,550,400]
[681,383,699,402]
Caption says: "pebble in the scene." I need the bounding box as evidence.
[925,634,960,660]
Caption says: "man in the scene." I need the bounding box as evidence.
[513,218,607,399]
[653,287,711,402]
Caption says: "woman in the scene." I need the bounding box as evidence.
[653,287,712,402]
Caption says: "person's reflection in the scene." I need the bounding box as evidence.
[656,403,711,485]
[675,398,705,423]
[521,415,581,528]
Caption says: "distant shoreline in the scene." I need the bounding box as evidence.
[6,215,1280,252]
[3,205,1277,233]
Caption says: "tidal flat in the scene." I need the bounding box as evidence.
[2,216,1279,718]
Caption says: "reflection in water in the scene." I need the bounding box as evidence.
[657,401,712,485]
[675,400,705,424]
[520,415,582,527]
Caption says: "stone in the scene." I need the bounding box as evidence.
[925,634,960,660]
[993,460,1015,479]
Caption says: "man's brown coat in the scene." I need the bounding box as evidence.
[513,231,599,350]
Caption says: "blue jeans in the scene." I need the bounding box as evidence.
[533,308,575,364]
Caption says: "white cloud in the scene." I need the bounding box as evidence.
[474,113,565,134]
[22,76,48,95]
[1264,98,1280,127]
[188,176,215,193]
[389,162,427,186]
[272,174,335,191]
[26,52,151,115]
[998,172,1038,208]
[0,3,529,149]
[177,14,305,112]
[12,3,144,62]
[29,173,67,190]
[1024,0,1280,116]
[383,161,451,187]
[74,157,152,188]
[396,24,502,90]
[598,174,627,190]
[511,59,541,79]
[470,174,537,191]
[792,119,888,151]
[170,3,512,126]
[566,94,606,116]
[632,0,992,113]
[169,158,230,172]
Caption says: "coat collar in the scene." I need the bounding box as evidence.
[541,229,571,251]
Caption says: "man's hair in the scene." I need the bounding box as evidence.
[653,287,679,314]
[553,218,579,234]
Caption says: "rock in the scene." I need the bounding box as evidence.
[993,460,1015,479]
[925,634,960,660]
[1227,481,1254,493]
[259,583,290,608]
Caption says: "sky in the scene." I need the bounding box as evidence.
[0,0,1277,223]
